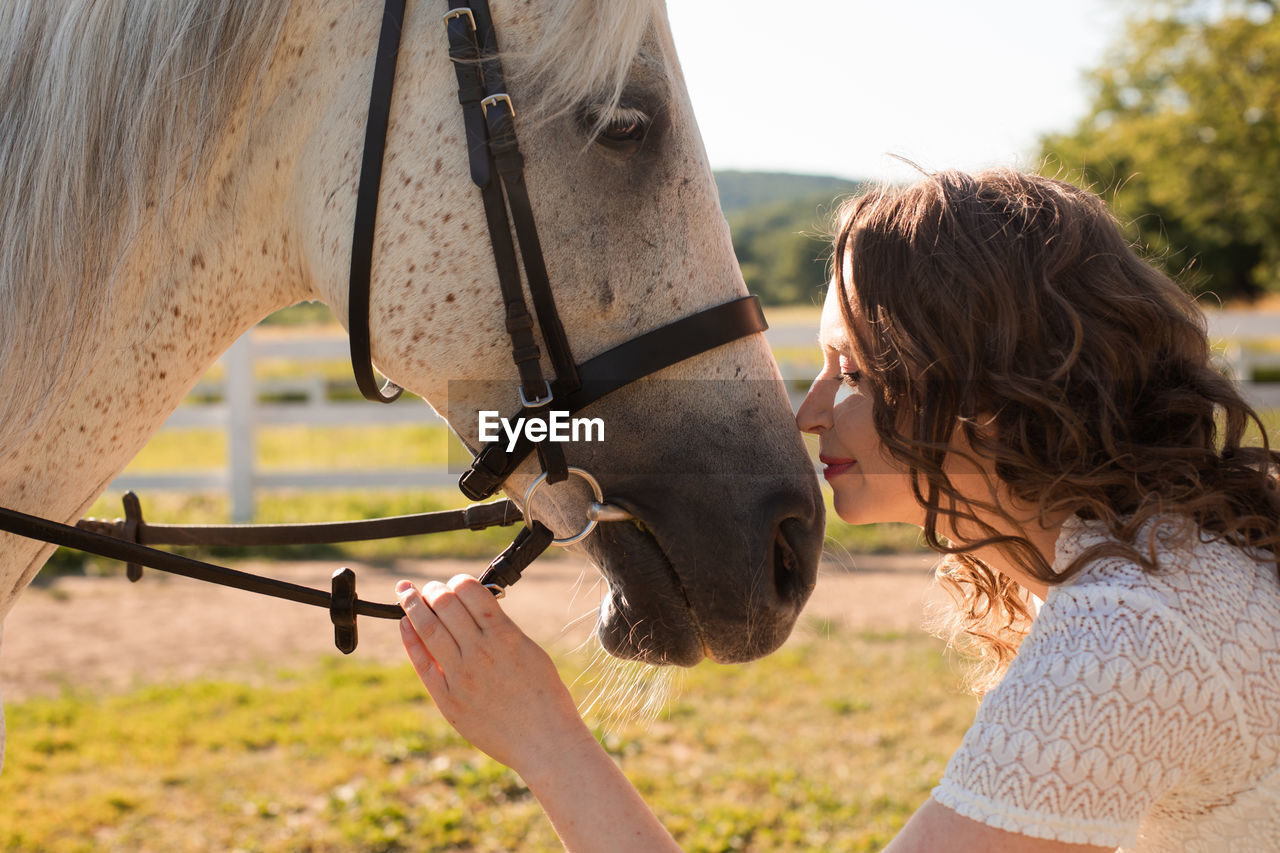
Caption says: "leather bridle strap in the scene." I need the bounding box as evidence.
[76,493,522,549]
[348,0,408,403]
[445,3,562,415]
[0,497,527,652]
[0,502,412,654]
[444,0,572,489]
[459,294,768,500]
[473,19,580,394]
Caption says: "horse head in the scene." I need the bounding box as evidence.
[289,0,824,665]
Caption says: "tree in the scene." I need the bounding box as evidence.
[729,193,844,306]
[1039,0,1280,300]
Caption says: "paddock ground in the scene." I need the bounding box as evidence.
[1,553,941,702]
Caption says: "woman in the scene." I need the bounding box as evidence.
[395,169,1280,851]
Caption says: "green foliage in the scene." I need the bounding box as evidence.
[712,171,866,306]
[1039,0,1280,300]
[729,193,847,306]
[0,633,970,851]
[713,171,864,217]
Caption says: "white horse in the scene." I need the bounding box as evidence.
[0,0,824,767]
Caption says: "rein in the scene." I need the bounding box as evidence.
[0,0,768,654]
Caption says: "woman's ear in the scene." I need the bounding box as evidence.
[971,410,1000,443]
[946,412,1002,495]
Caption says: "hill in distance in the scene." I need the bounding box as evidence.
[712,170,866,217]
[713,171,869,305]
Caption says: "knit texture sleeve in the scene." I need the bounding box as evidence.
[932,584,1243,848]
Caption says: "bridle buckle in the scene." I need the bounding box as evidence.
[481,93,515,119]
[441,7,476,29]
[519,379,553,408]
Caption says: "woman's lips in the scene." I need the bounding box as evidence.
[819,454,857,480]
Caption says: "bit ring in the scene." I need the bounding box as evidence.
[522,467,630,546]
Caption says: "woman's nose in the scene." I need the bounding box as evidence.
[795,377,832,435]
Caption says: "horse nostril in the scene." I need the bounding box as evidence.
[772,517,808,605]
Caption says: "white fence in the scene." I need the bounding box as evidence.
[110,312,1280,522]
[110,332,458,522]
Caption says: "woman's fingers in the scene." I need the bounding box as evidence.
[395,575,582,772]
[448,574,518,634]
[396,581,463,674]
[399,617,447,694]
[421,577,484,646]
[396,575,508,671]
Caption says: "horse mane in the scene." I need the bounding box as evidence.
[0,0,290,445]
[0,0,663,448]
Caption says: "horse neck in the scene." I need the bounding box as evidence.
[0,92,312,624]
[0,252,303,621]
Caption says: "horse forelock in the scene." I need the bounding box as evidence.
[0,0,289,446]
[509,0,667,126]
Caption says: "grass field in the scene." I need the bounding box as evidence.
[0,630,971,852]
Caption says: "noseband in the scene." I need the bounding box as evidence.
[0,0,767,653]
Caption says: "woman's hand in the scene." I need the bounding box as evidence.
[395,575,591,774]
[397,575,682,852]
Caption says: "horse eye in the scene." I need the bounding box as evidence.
[589,106,650,146]
[601,116,647,143]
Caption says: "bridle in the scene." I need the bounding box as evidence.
[0,0,768,653]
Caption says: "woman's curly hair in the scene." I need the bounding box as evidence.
[831,169,1280,693]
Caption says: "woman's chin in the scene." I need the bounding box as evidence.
[831,494,875,526]
[831,493,914,527]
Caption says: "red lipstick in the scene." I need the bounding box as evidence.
[819,454,857,480]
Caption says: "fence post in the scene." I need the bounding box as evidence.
[225,333,256,523]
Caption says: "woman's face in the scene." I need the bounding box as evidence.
[796,286,925,526]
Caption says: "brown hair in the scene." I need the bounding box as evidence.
[832,169,1280,692]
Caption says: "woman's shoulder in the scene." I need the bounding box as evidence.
[1029,514,1280,753]
[943,523,1280,848]
[1042,514,1280,665]
[1048,514,1280,629]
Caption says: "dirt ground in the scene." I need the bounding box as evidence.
[0,553,942,702]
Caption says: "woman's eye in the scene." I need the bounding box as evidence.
[836,355,863,388]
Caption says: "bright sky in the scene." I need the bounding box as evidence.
[667,0,1126,184]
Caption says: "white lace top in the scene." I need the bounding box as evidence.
[933,515,1280,851]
